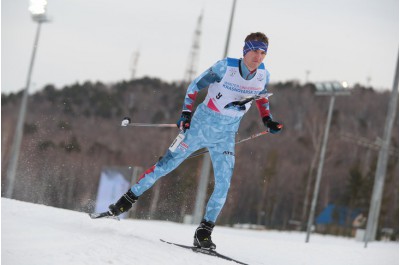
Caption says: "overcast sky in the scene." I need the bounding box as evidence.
[2,0,399,94]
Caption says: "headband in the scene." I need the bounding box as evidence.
[243,41,268,56]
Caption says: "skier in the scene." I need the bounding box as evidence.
[107,32,282,249]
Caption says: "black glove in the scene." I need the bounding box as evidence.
[176,111,192,132]
[262,116,282,134]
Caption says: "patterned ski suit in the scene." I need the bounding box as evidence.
[130,57,272,223]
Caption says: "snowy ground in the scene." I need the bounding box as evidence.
[2,198,398,265]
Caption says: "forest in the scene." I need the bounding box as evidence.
[1,78,398,238]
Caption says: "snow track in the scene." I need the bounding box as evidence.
[2,198,398,265]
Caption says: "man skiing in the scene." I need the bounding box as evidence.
[107,32,282,249]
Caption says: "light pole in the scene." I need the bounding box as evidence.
[305,81,351,242]
[222,0,237,58]
[5,0,49,198]
[364,55,399,247]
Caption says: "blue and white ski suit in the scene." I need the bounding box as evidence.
[130,57,272,223]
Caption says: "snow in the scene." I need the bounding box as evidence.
[2,198,398,265]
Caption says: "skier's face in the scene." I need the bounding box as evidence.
[243,49,266,71]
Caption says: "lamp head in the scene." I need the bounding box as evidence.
[315,81,351,96]
[29,0,48,22]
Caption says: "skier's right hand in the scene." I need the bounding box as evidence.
[176,111,192,132]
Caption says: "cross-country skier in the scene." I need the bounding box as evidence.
[108,32,282,249]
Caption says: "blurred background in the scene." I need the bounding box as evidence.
[1,0,398,243]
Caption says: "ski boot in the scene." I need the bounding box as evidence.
[193,219,216,250]
[108,189,138,216]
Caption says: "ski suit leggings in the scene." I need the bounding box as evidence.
[131,103,242,223]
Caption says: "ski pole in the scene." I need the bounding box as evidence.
[224,95,261,109]
[125,123,176,128]
[121,117,176,128]
[187,130,269,159]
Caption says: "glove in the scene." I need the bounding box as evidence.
[176,111,192,132]
[262,116,282,134]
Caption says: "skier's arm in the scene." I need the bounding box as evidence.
[256,73,283,134]
[256,97,271,118]
[182,59,227,112]
[177,59,227,131]
[255,71,271,119]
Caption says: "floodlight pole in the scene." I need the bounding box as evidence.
[305,83,350,243]
[364,55,399,247]
[223,0,237,58]
[5,17,47,198]
[305,93,335,242]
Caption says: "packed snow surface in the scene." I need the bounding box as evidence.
[2,198,398,265]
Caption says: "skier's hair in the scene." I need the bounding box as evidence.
[244,32,269,45]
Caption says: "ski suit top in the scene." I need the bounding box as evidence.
[182,57,271,119]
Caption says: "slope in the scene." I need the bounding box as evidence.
[2,198,398,265]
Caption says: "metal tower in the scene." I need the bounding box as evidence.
[130,49,140,80]
[184,10,203,84]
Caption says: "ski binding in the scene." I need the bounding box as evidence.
[88,211,120,221]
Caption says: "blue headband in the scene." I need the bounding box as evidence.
[243,41,268,56]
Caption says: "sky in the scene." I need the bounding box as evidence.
[1,0,399,94]
[3,198,399,265]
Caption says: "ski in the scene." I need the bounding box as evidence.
[160,239,249,265]
[88,211,120,221]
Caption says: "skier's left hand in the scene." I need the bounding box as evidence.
[176,111,192,132]
[262,116,283,134]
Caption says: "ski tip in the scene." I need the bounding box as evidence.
[89,213,104,219]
